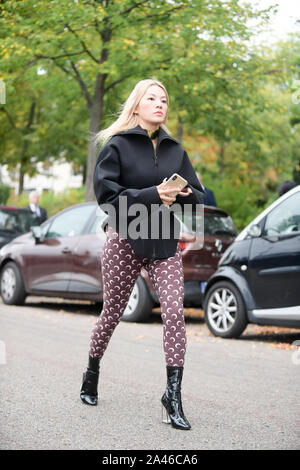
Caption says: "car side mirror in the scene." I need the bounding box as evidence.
[247,224,262,238]
[31,226,44,243]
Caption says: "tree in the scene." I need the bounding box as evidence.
[1,0,272,200]
[0,66,89,194]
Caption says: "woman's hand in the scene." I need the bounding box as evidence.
[177,186,192,197]
[156,179,192,207]
[156,179,178,207]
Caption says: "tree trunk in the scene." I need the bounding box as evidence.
[18,101,36,195]
[85,23,111,202]
[82,162,86,187]
[18,159,25,195]
[219,141,225,176]
[84,72,106,201]
[18,144,29,195]
[177,115,183,144]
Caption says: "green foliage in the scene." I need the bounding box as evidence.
[197,171,279,231]
[0,183,10,204]
[293,162,300,184]
[1,0,299,229]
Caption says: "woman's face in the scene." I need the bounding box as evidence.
[135,85,168,129]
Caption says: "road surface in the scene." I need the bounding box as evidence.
[0,297,299,450]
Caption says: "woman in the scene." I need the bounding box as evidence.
[80,79,205,431]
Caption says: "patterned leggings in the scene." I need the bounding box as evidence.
[89,226,187,367]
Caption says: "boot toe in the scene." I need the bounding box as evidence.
[174,418,191,430]
[169,412,191,430]
[80,393,98,406]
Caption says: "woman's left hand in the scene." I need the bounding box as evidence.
[177,187,192,197]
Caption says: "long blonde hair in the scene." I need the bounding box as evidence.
[93,79,170,148]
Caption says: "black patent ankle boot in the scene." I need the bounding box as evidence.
[161,366,191,430]
[80,355,100,406]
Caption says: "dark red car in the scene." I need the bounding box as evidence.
[0,202,237,322]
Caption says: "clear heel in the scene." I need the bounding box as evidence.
[161,403,171,424]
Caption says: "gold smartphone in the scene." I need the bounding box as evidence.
[162,173,188,196]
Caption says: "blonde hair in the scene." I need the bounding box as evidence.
[93,79,170,148]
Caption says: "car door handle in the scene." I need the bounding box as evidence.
[62,247,71,254]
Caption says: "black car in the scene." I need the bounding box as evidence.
[204,185,300,338]
[0,206,38,249]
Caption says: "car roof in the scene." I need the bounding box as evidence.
[0,206,19,210]
[0,206,30,211]
[204,206,229,217]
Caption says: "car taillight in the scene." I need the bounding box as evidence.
[179,241,187,251]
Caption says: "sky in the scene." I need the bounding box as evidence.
[248,0,300,43]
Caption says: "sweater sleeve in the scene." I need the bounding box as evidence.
[93,142,162,212]
[174,151,205,208]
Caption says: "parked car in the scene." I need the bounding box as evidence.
[0,206,38,249]
[204,185,300,338]
[0,202,237,322]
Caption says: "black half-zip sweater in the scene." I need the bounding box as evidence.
[93,125,205,258]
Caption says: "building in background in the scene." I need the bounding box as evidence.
[0,161,83,196]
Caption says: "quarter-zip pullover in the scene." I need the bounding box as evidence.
[93,125,205,258]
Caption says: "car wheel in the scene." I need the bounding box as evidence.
[0,262,26,306]
[204,281,248,338]
[121,276,153,323]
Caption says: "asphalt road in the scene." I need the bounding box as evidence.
[0,297,299,451]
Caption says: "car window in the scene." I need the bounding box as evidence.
[204,213,238,237]
[45,204,96,238]
[178,213,203,234]
[263,191,300,236]
[40,221,51,236]
[89,208,108,234]
[0,210,18,232]
[178,212,237,237]
[0,209,37,233]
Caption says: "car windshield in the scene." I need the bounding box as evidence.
[180,212,237,237]
[204,212,238,236]
[0,209,37,233]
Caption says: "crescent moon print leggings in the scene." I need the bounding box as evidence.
[89,226,187,367]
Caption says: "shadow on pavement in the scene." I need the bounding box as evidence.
[241,324,300,347]
[25,298,99,315]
